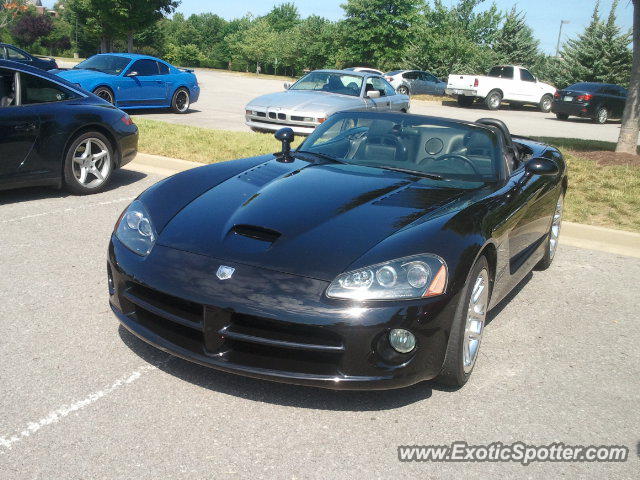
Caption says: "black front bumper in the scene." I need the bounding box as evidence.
[108,237,460,390]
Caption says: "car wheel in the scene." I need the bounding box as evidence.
[594,106,608,124]
[171,88,190,114]
[436,255,491,387]
[63,132,114,195]
[555,113,569,120]
[397,85,409,96]
[536,194,564,270]
[485,90,502,110]
[457,95,474,107]
[539,94,553,113]
[93,87,114,105]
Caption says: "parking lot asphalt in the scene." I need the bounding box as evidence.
[1,167,638,479]
[128,68,630,144]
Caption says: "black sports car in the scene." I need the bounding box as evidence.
[1,43,58,71]
[551,82,627,124]
[109,111,567,390]
[0,60,138,194]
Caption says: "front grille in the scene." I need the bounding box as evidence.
[291,116,305,122]
[123,283,344,376]
[277,113,286,120]
[268,112,277,119]
[256,111,266,117]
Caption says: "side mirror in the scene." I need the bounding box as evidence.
[284,82,291,90]
[274,127,295,162]
[525,157,559,176]
[126,70,139,77]
[367,90,381,99]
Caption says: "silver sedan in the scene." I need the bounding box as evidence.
[245,70,410,135]
[384,70,446,96]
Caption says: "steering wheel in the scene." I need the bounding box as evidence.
[422,153,482,177]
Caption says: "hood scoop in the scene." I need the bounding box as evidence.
[237,163,291,187]
[231,224,281,243]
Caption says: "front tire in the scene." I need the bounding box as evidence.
[485,90,502,110]
[436,256,491,387]
[171,87,190,114]
[594,106,608,124]
[63,132,114,195]
[539,94,553,113]
[536,194,564,270]
[93,87,114,105]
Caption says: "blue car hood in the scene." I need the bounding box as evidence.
[55,68,114,84]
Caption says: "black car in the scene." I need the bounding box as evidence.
[109,111,567,390]
[551,82,627,124]
[0,60,138,194]
[1,43,58,71]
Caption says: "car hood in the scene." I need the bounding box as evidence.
[246,91,362,113]
[157,158,477,281]
[55,68,113,83]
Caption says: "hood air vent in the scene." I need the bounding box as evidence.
[231,224,281,243]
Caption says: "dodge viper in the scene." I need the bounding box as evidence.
[54,53,199,113]
[109,111,567,390]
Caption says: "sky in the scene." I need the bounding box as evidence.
[44,0,634,54]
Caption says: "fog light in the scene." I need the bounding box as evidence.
[107,264,115,296]
[389,329,416,353]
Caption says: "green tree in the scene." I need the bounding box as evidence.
[339,0,423,70]
[264,2,300,32]
[493,7,540,67]
[553,0,632,87]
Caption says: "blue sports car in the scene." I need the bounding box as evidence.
[54,53,199,113]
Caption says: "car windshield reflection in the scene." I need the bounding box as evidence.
[299,112,500,183]
[73,55,131,75]
[289,72,363,97]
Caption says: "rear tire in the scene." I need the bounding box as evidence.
[457,95,474,107]
[63,132,114,195]
[171,87,190,114]
[436,256,491,387]
[485,90,502,110]
[555,113,569,120]
[536,194,564,270]
[539,94,553,113]
[93,87,114,105]
[397,85,410,96]
[594,106,608,124]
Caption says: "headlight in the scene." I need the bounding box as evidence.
[326,254,447,300]
[115,200,156,256]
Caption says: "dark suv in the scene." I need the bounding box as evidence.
[551,82,627,124]
[0,43,58,71]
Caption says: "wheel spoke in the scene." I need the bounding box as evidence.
[91,166,104,181]
[78,166,88,184]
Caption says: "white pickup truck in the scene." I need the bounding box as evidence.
[445,65,556,112]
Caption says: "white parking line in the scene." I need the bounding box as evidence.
[0,197,134,224]
[0,359,169,454]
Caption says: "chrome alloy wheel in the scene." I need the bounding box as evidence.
[463,268,489,373]
[489,93,501,109]
[96,89,114,104]
[541,96,552,112]
[72,138,111,188]
[175,90,189,112]
[549,195,564,259]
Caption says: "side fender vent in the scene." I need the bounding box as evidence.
[231,224,281,243]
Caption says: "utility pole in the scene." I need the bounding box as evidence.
[556,20,570,57]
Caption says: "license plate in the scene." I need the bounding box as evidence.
[453,89,463,95]
[564,96,573,102]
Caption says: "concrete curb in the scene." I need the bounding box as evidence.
[126,152,640,258]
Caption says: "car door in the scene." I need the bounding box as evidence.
[156,61,172,104]
[613,86,627,118]
[401,71,419,93]
[119,59,167,106]
[364,77,389,110]
[0,68,41,180]
[420,71,441,94]
[517,68,538,102]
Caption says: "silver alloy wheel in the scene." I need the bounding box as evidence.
[398,86,409,95]
[96,89,114,104]
[598,107,608,123]
[463,268,489,373]
[175,90,189,112]
[489,93,501,109]
[549,195,564,259]
[541,96,551,112]
[72,138,111,188]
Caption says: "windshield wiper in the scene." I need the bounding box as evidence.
[296,150,346,164]
[373,165,445,181]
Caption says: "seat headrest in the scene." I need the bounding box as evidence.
[476,118,511,142]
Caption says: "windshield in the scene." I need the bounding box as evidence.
[289,72,363,97]
[73,55,131,75]
[299,112,499,183]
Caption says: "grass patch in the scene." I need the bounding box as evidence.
[133,119,640,232]
[133,118,301,163]
[535,137,640,232]
[412,94,446,102]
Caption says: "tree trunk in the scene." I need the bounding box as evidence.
[127,32,134,53]
[616,0,639,154]
[100,37,108,53]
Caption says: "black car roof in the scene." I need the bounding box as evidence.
[0,59,85,93]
